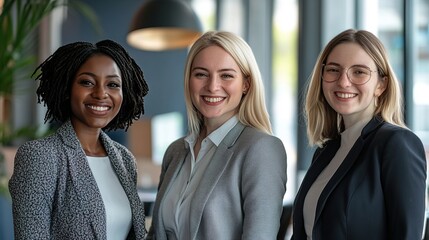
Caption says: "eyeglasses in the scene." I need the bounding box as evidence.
[322,64,378,85]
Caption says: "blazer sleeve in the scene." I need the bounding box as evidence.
[9,141,58,239]
[380,128,427,239]
[241,134,287,240]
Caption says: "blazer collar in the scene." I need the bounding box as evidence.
[293,116,384,237]
[55,121,105,238]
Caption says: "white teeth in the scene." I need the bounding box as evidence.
[336,93,356,99]
[204,97,223,103]
[88,105,109,111]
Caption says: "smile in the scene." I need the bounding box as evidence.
[203,97,224,103]
[335,92,357,99]
[87,105,110,111]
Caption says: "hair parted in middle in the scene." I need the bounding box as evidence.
[33,39,149,131]
[304,28,406,147]
[183,31,272,135]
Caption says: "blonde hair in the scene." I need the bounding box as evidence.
[184,31,272,135]
[305,29,406,147]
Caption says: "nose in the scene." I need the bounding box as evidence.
[207,75,220,92]
[92,86,108,99]
[337,68,352,87]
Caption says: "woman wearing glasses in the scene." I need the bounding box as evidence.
[290,29,427,240]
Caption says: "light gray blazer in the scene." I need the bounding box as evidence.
[9,121,146,239]
[148,122,287,240]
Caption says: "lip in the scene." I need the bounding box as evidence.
[85,103,112,113]
[202,96,226,104]
[334,91,357,99]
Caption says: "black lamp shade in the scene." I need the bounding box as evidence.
[127,0,203,51]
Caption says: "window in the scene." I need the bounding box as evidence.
[272,0,298,203]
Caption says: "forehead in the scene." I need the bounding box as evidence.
[77,54,120,74]
[326,42,376,67]
[192,45,239,70]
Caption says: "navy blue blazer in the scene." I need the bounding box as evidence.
[291,117,427,240]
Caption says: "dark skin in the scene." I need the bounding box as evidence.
[70,54,123,156]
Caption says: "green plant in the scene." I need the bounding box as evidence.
[0,0,102,96]
[0,0,101,195]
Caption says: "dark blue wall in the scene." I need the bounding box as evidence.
[62,0,188,119]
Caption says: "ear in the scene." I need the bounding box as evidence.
[243,78,250,93]
[375,76,387,97]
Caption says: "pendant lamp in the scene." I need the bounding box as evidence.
[127,0,203,51]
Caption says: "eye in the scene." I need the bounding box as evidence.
[78,79,94,87]
[351,67,370,76]
[221,73,234,79]
[107,81,121,88]
[325,66,340,73]
[194,72,208,78]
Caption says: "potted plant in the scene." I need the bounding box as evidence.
[0,1,100,238]
[0,0,101,188]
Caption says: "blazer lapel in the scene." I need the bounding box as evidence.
[58,121,105,238]
[292,139,339,238]
[189,123,246,239]
[153,145,188,239]
[314,117,384,222]
[99,132,146,238]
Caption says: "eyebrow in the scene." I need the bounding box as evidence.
[325,62,372,69]
[77,72,121,79]
[191,67,238,73]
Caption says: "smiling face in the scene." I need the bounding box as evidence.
[70,54,123,133]
[189,45,249,131]
[322,43,386,128]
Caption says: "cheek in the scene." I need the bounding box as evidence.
[189,79,200,92]
[189,80,202,98]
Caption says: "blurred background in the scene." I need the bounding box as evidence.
[1,0,428,238]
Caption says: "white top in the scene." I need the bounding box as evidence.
[87,156,132,240]
[161,116,239,240]
[303,116,372,239]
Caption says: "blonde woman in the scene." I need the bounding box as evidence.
[291,29,427,240]
[147,31,287,240]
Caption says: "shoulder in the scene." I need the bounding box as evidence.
[166,137,187,151]
[15,134,62,162]
[238,126,285,148]
[376,122,423,145]
[232,127,287,164]
[373,122,426,159]
[11,134,62,186]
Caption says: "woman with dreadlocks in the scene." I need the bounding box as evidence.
[9,39,149,239]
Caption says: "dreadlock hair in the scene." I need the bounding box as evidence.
[33,39,149,131]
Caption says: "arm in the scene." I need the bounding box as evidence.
[381,129,427,239]
[8,141,57,239]
[241,135,288,240]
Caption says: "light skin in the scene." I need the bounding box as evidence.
[322,43,386,129]
[70,54,123,156]
[190,45,249,153]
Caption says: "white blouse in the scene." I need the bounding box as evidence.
[87,156,132,240]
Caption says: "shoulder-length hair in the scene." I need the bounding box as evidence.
[33,39,149,131]
[184,31,272,135]
[305,29,405,147]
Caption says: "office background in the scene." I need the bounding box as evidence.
[1,0,428,238]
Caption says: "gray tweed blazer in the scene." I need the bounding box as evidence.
[9,120,146,239]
